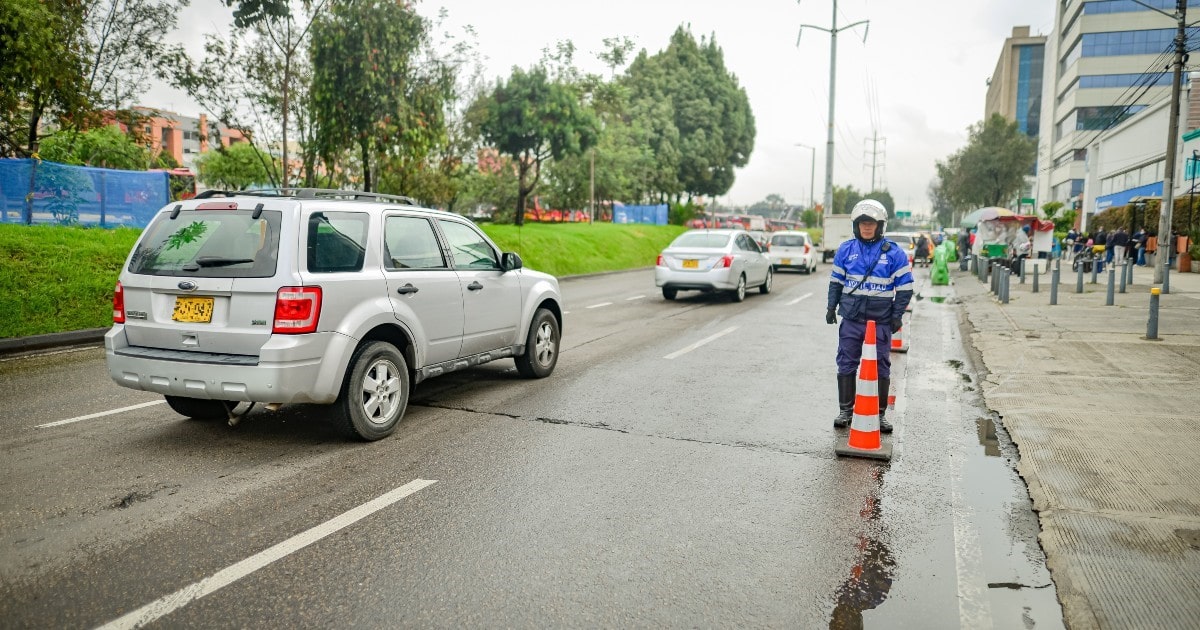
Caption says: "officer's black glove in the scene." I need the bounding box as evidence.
[826,308,837,325]
[891,318,903,332]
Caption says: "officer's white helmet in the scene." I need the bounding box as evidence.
[850,199,887,239]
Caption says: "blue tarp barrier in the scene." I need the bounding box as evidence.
[0,158,169,228]
[612,204,668,226]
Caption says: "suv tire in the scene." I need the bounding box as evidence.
[334,341,409,441]
[515,308,559,378]
[164,395,229,420]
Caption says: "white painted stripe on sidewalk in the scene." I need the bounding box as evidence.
[586,302,613,309]
[97,479,438,630]
[787,292,814,306]
[36,400,165,429]
[625,295,646,301]
[663,326,738,360]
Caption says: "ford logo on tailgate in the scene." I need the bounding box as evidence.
[178,280,198,292]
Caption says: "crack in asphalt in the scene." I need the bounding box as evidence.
[987,582,1053,590]
[413,402,834,459]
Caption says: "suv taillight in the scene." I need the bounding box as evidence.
[717,255,733,268]
[656,254,665,267]
[273,286,322,334]
[112,281,125,323]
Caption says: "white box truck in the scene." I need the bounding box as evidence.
[820,214,853,263]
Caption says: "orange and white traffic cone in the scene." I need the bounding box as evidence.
[890,319,909,354]
[836,320,893,460]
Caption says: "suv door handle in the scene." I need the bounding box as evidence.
[396,283,419,295]
[467,281,484,291]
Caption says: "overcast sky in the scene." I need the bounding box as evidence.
[149,0,1055,213]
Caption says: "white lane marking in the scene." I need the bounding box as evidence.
[625,295,646,301]
[36,400,166,429]
[786,292,814,306]
[586,302,613,309]
[97,479,438,630]
[563,311,571,315]
[663,326,738,360]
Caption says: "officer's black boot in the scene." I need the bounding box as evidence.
[833,374,855,428]
[878,376,893,433]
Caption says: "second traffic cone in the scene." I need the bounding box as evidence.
[890,319,909,353]
[836,320,893,461]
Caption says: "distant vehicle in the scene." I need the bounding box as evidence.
[655,229,773,302]
[151,167,197,201]
[747,230,770,251]
[768,230,818,273]
[819,214,853,263]
[888,231,918,266]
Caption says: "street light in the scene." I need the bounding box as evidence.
[795,143,816,225]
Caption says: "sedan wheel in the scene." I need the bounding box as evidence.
[662,287,678,300]
[732,274,746,302]
[759,267,773,294]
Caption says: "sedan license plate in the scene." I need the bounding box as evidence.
[172,296,214,323]
[682,259,699,269]
[782,258,792,265]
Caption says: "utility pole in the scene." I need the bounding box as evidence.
[799,0,868,219]
[1155,0,1187,285]
[795,142,817,225]
[865,131,885,192]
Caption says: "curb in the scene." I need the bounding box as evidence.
[0,328,107,358]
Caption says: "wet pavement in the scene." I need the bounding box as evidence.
[954,258,1200,629]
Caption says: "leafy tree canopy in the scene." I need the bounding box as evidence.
[935,113,1036,211]
[38,125,150,170]
[195,142,277,190]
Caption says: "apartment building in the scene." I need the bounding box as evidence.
[122,107,249,169]
[1037,0,1200,212]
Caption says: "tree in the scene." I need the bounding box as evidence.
[310,0,452,192]
[863,191,895,217]
[84,0,186,111]
[935,114,1036,210]
[928,180,954,229]
[475,66,599,226]
[195,142,277,190]
[0,0,90,155]
[624,27,755,201]
[38,125,150,170]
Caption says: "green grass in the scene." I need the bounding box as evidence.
[0,223,141,338]
[481,222,687,277]
[0,221,687,339]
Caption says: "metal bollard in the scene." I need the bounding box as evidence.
[1163,262,1171,295]
[1106,267,1115,306]
[1002,268,1010,304]
[1076,263,1084,293]
[1019,259,1026,284]
[1119,260,1127,294]
[1146,288,1161,340]
[1126,259,1135,286]
[1091,260,1099,284]
[990,262,998,294]
[1033,265,1040,293]
[1051,263,1060,305]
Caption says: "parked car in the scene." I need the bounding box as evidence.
[747,230,770,251]
[767,230,818,273]
[655,229,773,302]
[105,188,563,441]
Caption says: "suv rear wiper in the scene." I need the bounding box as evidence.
[194,256,256,268]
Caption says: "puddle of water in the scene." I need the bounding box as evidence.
[976,417,1000,457]
[828,467,895,629]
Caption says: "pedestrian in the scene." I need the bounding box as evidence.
[1094,228,1108,272]
[1109,227,1130,266]
[827,200,914,433]
[957,229,971,271]
[914,232,931,268]
[1133,227,1147,266]
[1065,227,1079,263]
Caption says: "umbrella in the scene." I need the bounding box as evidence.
[960,207,1017,229]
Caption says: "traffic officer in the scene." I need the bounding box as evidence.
[826,199,914,432]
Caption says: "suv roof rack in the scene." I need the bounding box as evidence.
[193,188,420,206]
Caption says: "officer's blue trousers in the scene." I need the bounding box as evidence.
[836,319,893,378]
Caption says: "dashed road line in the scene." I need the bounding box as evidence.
[625,295,646,301]
[787,292,814,306]
[96,479,438,630]
[663,326,738,360]
[36,400,166,429]
[586,302,613,309]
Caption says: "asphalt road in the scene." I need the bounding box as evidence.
[0,267,1063,628]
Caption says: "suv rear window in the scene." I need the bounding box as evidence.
[128,210,281,277]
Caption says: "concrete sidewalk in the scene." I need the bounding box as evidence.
[945,259,1200,629]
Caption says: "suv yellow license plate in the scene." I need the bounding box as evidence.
[173,296,214,323]
[682,259,699,269]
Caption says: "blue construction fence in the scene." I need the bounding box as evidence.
[0,158,169,228]
[612,204,668,226]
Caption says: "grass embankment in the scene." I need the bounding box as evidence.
[0,221,688,339]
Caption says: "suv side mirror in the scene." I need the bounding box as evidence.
[501,252,523,271]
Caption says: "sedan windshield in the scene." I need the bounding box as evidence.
[672,232,731,248]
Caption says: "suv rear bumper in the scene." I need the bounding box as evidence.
[105,326,352,404]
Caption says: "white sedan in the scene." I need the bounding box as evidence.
[655,229,773,302]
[767,230,818,273]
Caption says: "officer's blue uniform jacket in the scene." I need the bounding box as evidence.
[827,238,914,322]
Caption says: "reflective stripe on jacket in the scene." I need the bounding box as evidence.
[827,238,914,322]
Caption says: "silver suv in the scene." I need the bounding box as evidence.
[105,189,562,440]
